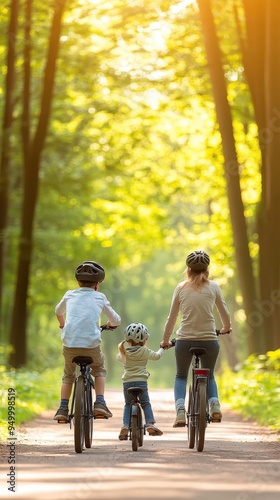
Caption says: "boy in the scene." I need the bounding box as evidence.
[53,260,121,421]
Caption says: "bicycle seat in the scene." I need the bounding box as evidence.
[127,387,144,397]
[189,347,207,356]
[72,356,93,366]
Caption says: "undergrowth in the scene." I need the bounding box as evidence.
[218,349,280,433]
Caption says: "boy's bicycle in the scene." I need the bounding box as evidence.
[60,324,117,453]
[187,330,230,452]
[126,387,145,451]
[69,354,94,453]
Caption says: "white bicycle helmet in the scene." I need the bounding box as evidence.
[186,250,210,270]
[124,323,150,343]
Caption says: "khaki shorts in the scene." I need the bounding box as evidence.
[62,345,107,383]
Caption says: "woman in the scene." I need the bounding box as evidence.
[160,250,231,427]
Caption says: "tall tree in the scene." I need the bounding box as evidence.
[0,0,19,339]
[197,0,264,354]
[235,0,280,351]
[9,0,68,367]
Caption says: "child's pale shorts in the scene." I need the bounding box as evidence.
[62,345,107,383]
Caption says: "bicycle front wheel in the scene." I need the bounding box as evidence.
[195,379,207,452]
[84,381,93,449]
[187,385,195,449]
[74,377,85,453]
[131,414,139,451]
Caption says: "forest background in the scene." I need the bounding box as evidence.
[0,0,280,406]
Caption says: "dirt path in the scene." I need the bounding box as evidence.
[1,389,279,500]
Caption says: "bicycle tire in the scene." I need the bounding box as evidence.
[187,385,195,449]
[138,407,144,447]
[195,379,207,452]
[84,380,93,449]
[74,376,85,453]
[131,414,139,451]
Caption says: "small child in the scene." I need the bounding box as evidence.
[116,322,164,440]
[53,260,121,422]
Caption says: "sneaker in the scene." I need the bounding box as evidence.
[146,423,163,436]
[173,408,186,428]
[93,402,113,418]
[118,426,129,440]
[53,408,68,422]
[210,401,222,422]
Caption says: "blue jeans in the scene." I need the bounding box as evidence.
[122,381,155,426]
[174,339,220,409]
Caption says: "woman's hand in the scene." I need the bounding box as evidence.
[160,341,173,349]
[219,326,232,334]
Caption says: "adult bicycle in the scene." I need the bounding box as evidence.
[187,330,230,452]
[66,324,117,453]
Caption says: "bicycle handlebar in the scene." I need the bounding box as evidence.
[216,329,231,336]
[161,330,231,348]
[100,324,119,331]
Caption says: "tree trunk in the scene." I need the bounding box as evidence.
[236,0,280,351]
[197,0,264,354]
[0,0,19,340]
[262,1,280,350]
[9,0,68,367]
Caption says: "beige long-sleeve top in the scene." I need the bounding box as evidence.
[116,345,165,382]
[162,280,231,342]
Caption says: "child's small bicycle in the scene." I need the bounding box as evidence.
[126,340,177,452]
[127,387,145,451]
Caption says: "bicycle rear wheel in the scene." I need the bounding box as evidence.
[84,381,93,448]
[187,386,195,449]
[195,379,207,452]
[131,414,139,451]
[138,408,144,447]
[74,377,85,453]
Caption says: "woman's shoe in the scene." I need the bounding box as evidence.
[210,401,222,422]
[173,408,186,427]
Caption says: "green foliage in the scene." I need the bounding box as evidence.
[218,349,280,432]
[0,366,61,442]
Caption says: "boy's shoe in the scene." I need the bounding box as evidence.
[210,401,222,422]
[173,408,186,428]
[93,402,113,418]
[146,423,163,436]
[53,408,68,422]
[118,426,129,440]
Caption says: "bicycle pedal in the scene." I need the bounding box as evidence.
[211,418,221,423]
[57,419,68,424]
[94,414,108,419]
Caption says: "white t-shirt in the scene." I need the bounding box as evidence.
[55,287,121,348]
[163,280,231,342]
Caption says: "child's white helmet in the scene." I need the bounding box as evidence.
[124,323,150,343]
